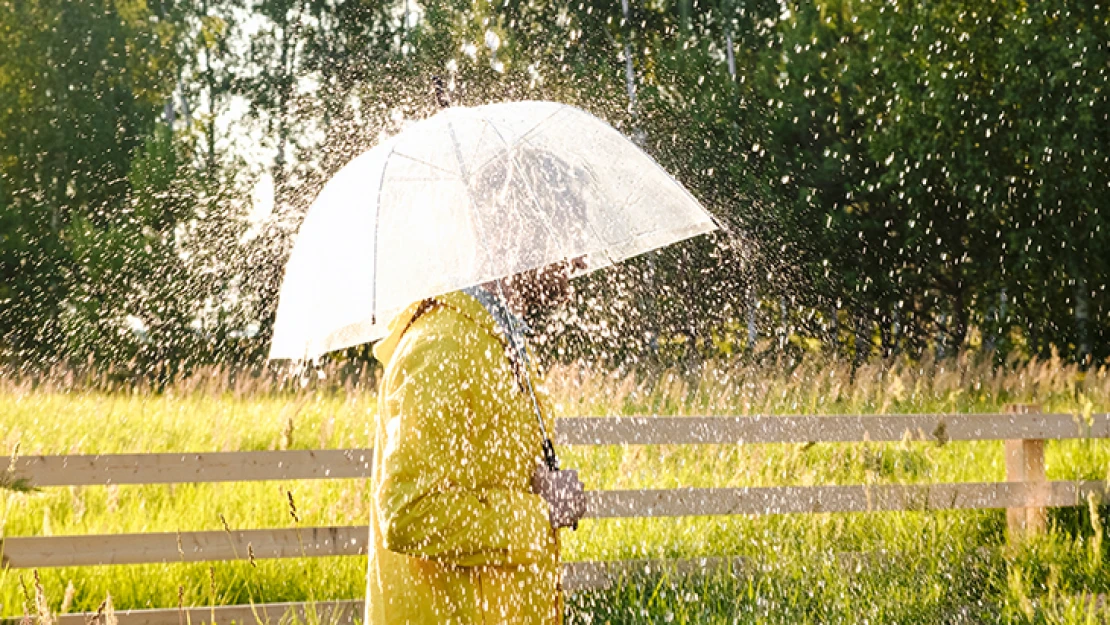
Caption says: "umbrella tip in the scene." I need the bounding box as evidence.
[431,75,451,109]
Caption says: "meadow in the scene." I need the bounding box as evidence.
[3,353,1110,624]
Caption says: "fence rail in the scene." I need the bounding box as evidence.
[13,413,1109,487]
[38,601,364,625]
[11,449,374,487]
[6,481,1106,570]
[4,408,1110,624]
[556,412,1110,445]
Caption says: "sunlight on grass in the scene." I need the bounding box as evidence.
[3,354,1110,622]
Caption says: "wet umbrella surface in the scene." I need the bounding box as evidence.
[268,100,718,361]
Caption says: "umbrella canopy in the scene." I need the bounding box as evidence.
[269,100,718,360]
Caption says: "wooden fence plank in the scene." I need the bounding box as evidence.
[1005,439,1049,537]
[11,449,374,487]
[1,526,368,568]
[39,600,363,625]
[555,413,1110,446]
[12,414,1110,488]
[6,482,1105,569]
[585,480,1107,518]
[560,551,983,591]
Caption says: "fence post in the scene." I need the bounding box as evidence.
[1004,403,1047,538]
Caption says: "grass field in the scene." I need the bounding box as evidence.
[3,354,1110,623]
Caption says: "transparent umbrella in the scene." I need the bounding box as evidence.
[268,100,719,361]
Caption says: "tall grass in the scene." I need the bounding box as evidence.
[3,353,1110,623]
[547,350,1110,417]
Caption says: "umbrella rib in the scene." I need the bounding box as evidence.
[570,161,619,268]
[369,143,399,324]
[602,122,722,233]
[614,169,652,226]
[446,119,472,179]
[508,134,617,271]
[390,151,461,178]
[480,106,619,271]
[388,176,461,182]
[479,118,566,267]
[527,113,620,268]
[514,105,566,145]
[467,105,565,177]
[445,117,499,283]
[467,122,492,174]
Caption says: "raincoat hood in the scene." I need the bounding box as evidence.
[370,300,423,368]
[371,290,505,367]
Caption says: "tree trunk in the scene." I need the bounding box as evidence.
[880,312,894,358]
[273,2,298,207]
[948,288,968,354]
[854,307,871,366]
[1027,306,1040,360]
[179,79,192,126]
[679,0,692,34]
[202,0,217,177]
[1075,270,1091,365]
[935,312,947,361]
[621,0,637,118]
[746,288,758,349]
[725,17,737,80]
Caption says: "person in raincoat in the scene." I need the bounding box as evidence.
[366,252,590,623]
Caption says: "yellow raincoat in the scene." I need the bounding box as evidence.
[366,290,562,624]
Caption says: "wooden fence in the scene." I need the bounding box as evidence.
[4,407,1109,624]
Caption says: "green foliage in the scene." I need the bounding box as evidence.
[0,0,175,363]
[721,0,1110,363]
[1,0,1108,375]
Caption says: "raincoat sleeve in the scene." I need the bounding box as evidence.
[375,333,555,567]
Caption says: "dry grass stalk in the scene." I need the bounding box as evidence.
[85,595,110,625]
[287,491,300,524]
[30,571,54,625]
[105,485,119,515]
[1089,491,1104,572]
[60,582,76,614]
[545,351,1110,417]
[208,566,217,625]
[19,575,33,625]
[104,594,117,625]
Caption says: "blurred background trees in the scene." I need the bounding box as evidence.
[0,0,1107,377]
